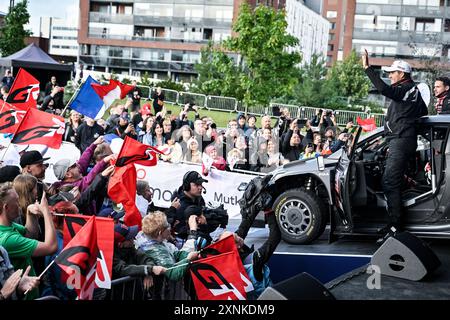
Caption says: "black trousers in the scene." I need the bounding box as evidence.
[382,136,417,229]
[236,206,281,265]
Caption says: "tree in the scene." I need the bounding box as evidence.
[327,50,370,103]
[224,3,301,107]
[0,0,32,57]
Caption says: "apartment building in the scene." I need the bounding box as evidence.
[285,0,330,65]
[41,17,79,57]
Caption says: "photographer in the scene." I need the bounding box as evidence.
[110,112,138,140]
[128,80,142,116]
[168,171,207,241]
[281,118,307,161]
[40,86,64,114]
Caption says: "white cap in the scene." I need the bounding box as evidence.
[382,60,412,73]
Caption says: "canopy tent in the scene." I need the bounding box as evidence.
[0,43,74,90]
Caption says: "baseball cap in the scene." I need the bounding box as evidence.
[97,207,125,220]
[120,112,130,121]
[48,192,75,206]
[382,60,412,73]
[0,165,21,183]
[140,103,152,116]
[184,171,208,185]
[114,223,139,242]
[20,151,50,168]
[53,158,77,181]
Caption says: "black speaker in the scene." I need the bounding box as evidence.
[258,272,335,300]
[371,231,441,281]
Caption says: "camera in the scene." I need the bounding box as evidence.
[297,118,307,128]
[307,142,314,149]
[326,110,333,117]
[203,205,229,232]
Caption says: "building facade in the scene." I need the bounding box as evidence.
[40,17,79,57]
[285,0,330,65]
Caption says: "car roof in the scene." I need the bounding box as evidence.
[417,115,450,125]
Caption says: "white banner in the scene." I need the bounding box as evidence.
[136,162,256,219]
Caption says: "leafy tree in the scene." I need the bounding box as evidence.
[224,3,301,106]
[0,1,32,57]
[327,50,370,103]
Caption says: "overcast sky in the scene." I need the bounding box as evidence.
[0,0,78,35]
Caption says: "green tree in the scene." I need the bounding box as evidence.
[0,1,32,57]
[224,3,301,106]
[327,50,370,103]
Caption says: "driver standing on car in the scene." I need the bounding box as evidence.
[362,50,428,243]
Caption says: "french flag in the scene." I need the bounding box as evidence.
[91,79,135,111]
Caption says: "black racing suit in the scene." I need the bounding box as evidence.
[365,67,428,230]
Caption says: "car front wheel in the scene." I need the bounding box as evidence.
[273,188,327,244]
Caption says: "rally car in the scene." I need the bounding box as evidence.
[258,115,450,244]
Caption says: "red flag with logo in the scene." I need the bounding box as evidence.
[190,250,253,300]
[201,234,236,256]
[356,116,377,132]
[116,136,162,167]
[11,107,65,148]
[55,215,99,299]
[62,214,114,290]
[0,101,27,134]
[6,68,40,110]
[108,163,142,229]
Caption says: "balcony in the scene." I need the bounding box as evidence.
[355,3,445,18]
[353,28,442,44]
[88,32,211,44]
[89,12,133,24]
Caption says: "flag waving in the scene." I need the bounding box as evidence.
[91,79,134,110]
[11,108,65,148]
[55,215,99,300]
[116,136,162,167]
[69,76,106,119]
[190,250,253,300]
[356,116,377,132]
[6,68,40,110]
[0,101,27,134]
[108,163,142,229]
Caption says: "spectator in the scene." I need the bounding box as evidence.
[1,70,14,88]
[0,166,21,184]
[105,105,125,130]
[150,122,166,147]
[41,86,64,113]
[434,76,450,114]
[152,87,165,114]
[64,110,82,143]
[281,119,305,162]
[249,138,269,172]
[44,76,58,96]
[176,125,194,156]
[138,116,155,144]
[237,114,248,133]
[12,175,38,229]
[160,138,183,164]
[183,137,202,164]
[128,80,142,116]
[203,145,227,173]
[0,184,57,300]
[162,118,173,142]
[0,246,40,301]
[244,115,258,139]
[132,102,151,131]
[75,117,105,151]
[0,85,9,101]
[19,151,50,198]
[111,112,138,140]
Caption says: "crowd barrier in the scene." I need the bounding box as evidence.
[135,85,386,126]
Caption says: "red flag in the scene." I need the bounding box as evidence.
[190,250,253,300]
[116,136,162,167]
[91,79,134,109]
[108,163,142,229]
[55,216,98,299]
[6,68,40,110]
[202,234,236,256]
[0,101,27,134]
[11,107,65,148]
[62,214,114,290]
[356,116,377,132]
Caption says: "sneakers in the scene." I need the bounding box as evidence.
[376,226,397,245]
[252,250,264,282]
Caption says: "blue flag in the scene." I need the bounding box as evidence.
[69,76,106,119]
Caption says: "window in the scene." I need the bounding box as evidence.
[329,33,335,40]
[328,44,334,51]
[326,11,337,19]
[330,22,336,29]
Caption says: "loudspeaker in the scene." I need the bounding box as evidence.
[371,231,441,281]
[258,272,335,300]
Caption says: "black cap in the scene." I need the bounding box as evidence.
[48,192,75,206]
[184,171,208,185]
[184,205,203,219]
[20,151,50,168]
[0,165,21,183]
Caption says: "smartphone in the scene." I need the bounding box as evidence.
[167,110,172,115]
[297,118,307,128]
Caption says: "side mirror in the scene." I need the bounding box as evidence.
[238,182,248,191]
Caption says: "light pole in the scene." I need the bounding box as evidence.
[9,0,15,13]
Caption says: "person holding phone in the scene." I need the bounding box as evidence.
[362,49,428,243]
[281,118,306,161]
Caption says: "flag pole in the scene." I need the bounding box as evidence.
[60,83,82,117]
[24,259,57,296]
[0,139,13,164]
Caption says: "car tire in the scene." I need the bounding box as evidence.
[273,188,327,244]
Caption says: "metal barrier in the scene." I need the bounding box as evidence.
[298,106,319,120]
[178,91,207,108]
[137,85,152,99]
[206,95,237,112]
[371,113,386,127]
[160,88,179,104]
[269,102,299,118]
[335,109,368,126]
